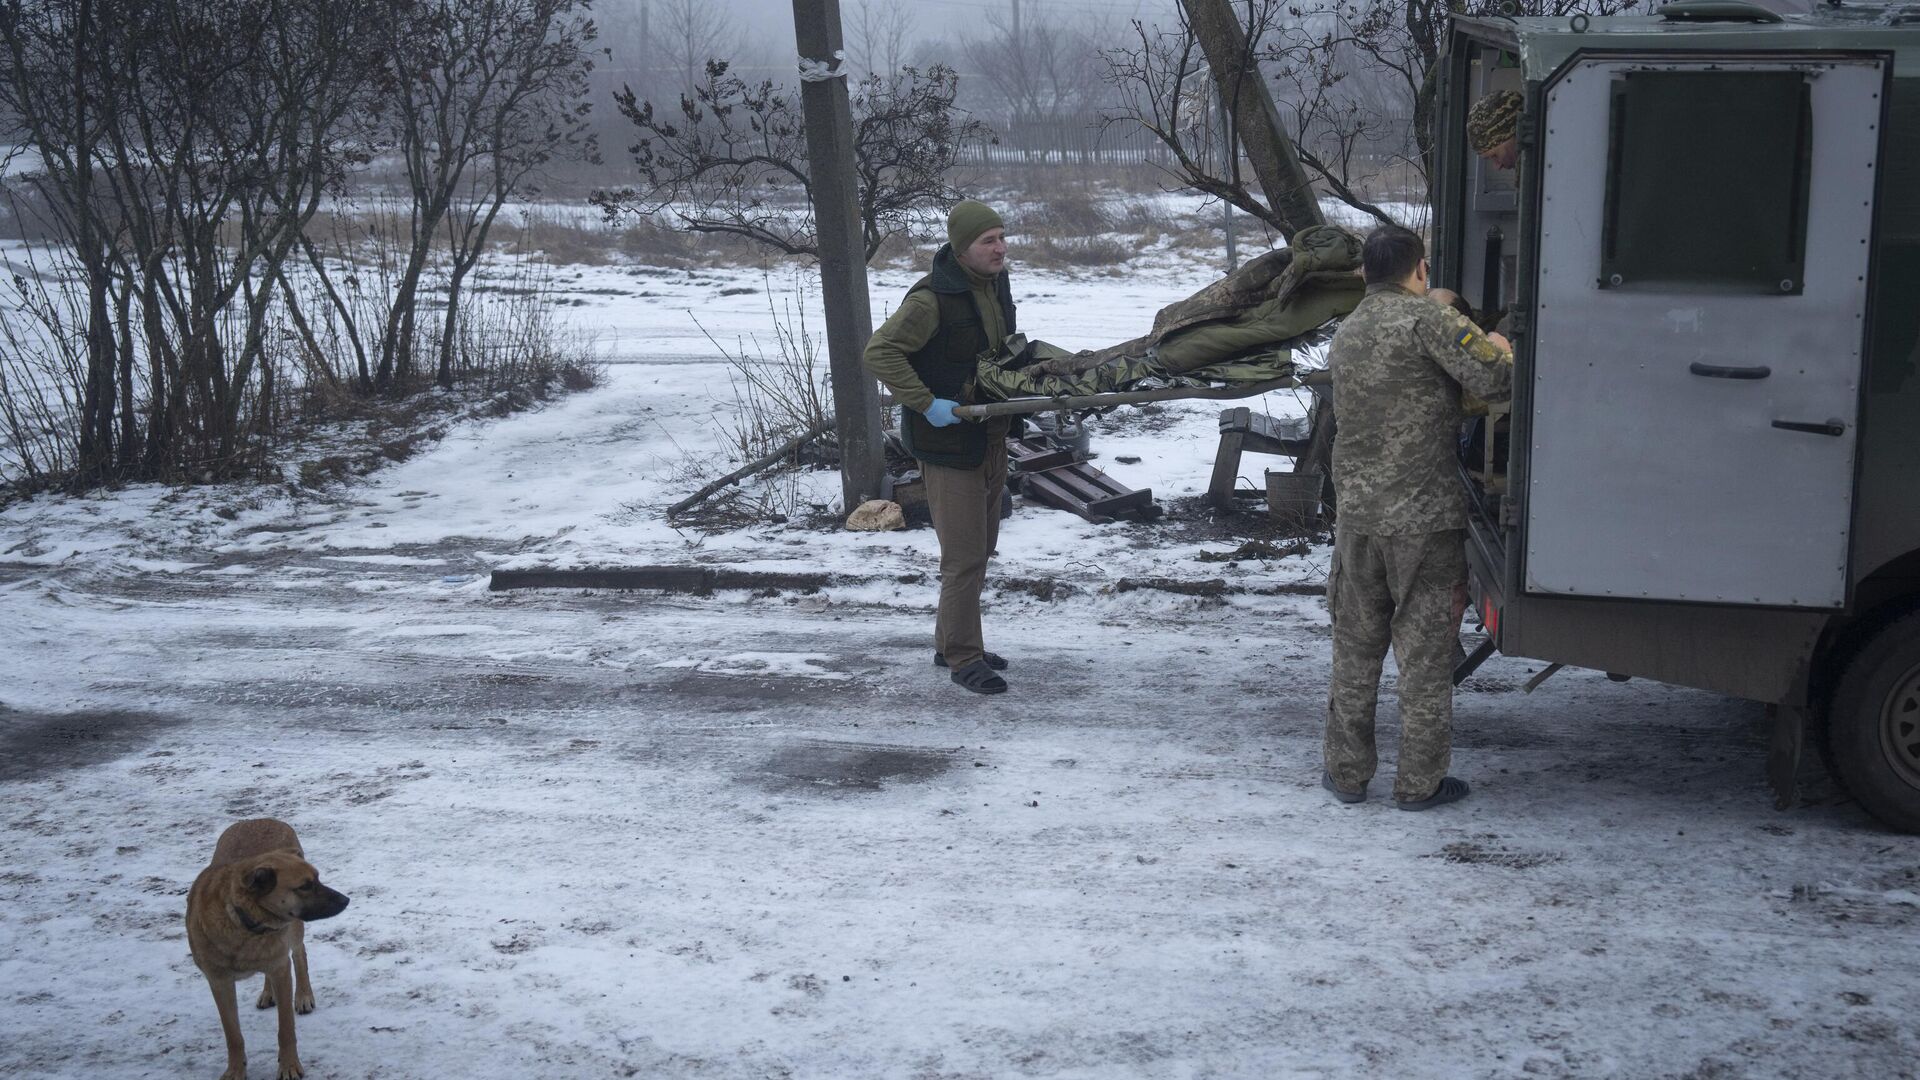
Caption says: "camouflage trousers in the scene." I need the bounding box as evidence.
[1324,527,1466,801]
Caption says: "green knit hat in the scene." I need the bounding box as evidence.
[1467,90,1523,154]
[946,199,1004,253]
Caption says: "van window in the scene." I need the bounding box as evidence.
[1600,71,1811,294]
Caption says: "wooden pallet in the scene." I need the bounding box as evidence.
[1007,436,1158,524]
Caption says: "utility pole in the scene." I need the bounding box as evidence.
[1012,0,1021,40]
[1180,0,1324,240]
[792,0,885,511]
[637,0,650,103]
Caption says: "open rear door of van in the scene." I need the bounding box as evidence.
[1523,53,1889,609]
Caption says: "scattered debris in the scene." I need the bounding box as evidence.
[1196,538,1311,563]
[666,419,834,518]
[997,577,1077,602]
[1430,842,1565,870]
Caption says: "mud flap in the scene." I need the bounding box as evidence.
[1766,703,1805,811]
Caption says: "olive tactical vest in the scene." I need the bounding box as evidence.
[900,266,1016,470]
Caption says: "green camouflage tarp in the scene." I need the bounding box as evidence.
[1022,224,1366,379]
[970,337,1296,402]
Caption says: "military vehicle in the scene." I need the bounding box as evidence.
[1431,1,1920,830]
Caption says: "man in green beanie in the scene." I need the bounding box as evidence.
[1467,89,1522,171]
[863,199,1016,695]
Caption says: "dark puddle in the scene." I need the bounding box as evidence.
[0,707,187,781]
[657,673,870,707]
[758,744,954,794]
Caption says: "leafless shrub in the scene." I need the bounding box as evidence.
[696,271,829,463]
[0,0,603,496]
[448,261,607,399]
[0,248,85,486]
[511,213,618,267]
[1022,236,1133,269]
[1032,187,1116,234]
[1117,198,1176,230]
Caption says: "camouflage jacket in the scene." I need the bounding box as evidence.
[1329,283,1513,534]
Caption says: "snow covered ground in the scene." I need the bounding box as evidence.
[2,246,1917,1080]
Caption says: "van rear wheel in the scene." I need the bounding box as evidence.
[1824,610,1920,833]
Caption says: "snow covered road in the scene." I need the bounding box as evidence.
[2,261,1916,1079]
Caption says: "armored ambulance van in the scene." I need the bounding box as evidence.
[1431,2,1920,830]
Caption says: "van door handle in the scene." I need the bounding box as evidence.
[1690,362,1771,380]
[1772,418,1847,437]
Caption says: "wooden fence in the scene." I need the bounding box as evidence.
[955,109,1421,187]
[955,114,1204,167]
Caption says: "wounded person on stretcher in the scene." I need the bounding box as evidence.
[966,224,1368,403]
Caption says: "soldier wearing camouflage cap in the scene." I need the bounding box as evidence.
[1321,224,1514,810]
[863,199,1017,695]
[1468,89,1523,171]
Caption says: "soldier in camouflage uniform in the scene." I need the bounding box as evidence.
[1323,225,1514,810]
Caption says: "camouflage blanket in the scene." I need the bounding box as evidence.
[970,335,1296,402]
[1015,223,1366,381]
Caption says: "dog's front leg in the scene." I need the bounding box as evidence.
[206,974,248,1080]
[290,920,315,1013]
[268,965,304,1079]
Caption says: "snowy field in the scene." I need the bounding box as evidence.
[2,244,1917,1080]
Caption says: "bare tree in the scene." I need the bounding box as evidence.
[844,0,914,81]
[379,0,599,391]
[654,0,742,100]
[1262,0,1647,216]
[1103,0,1647,229]
[958,2,1115,123]
[595,60,985,263]
[1102,15,1281,224]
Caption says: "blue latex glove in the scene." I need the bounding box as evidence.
[924,398,961,428]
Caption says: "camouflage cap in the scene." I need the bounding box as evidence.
[1466,90,1522,154]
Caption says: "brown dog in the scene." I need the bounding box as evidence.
[185,819,349,1080]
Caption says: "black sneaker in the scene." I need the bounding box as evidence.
[1396,776,1470,811]
[949,659,1009,695]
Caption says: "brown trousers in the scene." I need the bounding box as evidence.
[922,434,1008,669]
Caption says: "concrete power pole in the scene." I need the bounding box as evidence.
[1180,0,1324,240]
[636,1,649,103]
[792,0,886,512]
[1217,84,1237,272]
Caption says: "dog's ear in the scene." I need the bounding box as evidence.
[245,865,277,895]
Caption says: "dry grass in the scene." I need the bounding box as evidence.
[1020,235,1133,269]
[511,217,617,267]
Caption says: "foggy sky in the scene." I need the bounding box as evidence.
[596,0,1185,64]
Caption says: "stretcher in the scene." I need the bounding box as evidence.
[950,368,1331,420]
